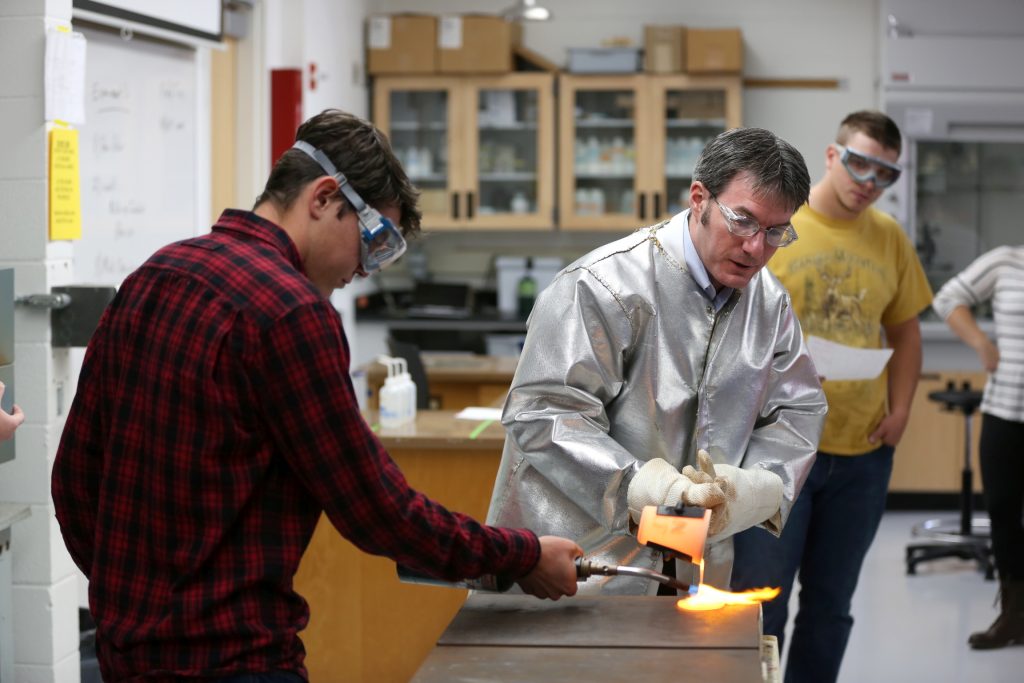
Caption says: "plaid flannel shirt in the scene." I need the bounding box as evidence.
[52,209,540,681]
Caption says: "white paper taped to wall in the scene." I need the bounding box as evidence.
[45,27,86,125]
[367,16,391,49]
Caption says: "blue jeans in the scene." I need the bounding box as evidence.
[731,445,894,683]
[207,673,305,683]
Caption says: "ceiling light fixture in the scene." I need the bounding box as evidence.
[501,0,552,22]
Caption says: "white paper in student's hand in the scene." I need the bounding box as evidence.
[806,335,894,381]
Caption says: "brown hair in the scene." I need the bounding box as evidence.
[836,110,902,155]
[254,109,421,236]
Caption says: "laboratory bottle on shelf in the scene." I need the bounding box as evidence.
[419,146,433,176]
[585,136,600,174]
[620,189,635,215]
[517,259,538,319]
[575,187,591,215]
[574,138,587,170]
[611,136,626,173]
[510,191,530,214]
[405,147,421,177]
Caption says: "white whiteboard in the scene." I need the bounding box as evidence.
[76,27,205,285]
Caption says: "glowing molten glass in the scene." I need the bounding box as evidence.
[676,584,781,612]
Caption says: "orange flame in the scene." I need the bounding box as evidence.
[676,583,781,612]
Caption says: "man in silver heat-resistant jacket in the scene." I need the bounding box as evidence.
[487,127,828,593]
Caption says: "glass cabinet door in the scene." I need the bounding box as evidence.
[465,74,554,229]
[658,90,727,219]
[915,140,1024,320]
[560,77,644,229]
[649,77,741,222]
[374,80,460,228]
[559,75,741,231]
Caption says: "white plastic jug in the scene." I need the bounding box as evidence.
[378,355,414,428]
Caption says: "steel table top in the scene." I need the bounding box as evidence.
[412,593,764,683]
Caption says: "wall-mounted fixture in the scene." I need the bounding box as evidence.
[501,0,552,22]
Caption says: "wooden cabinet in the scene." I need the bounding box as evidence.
[889,371,986,493]
[558,74,742,230]
[373,73,739,231]
[373,74,555,230]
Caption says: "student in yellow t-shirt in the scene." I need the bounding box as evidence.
[731,111,933,683]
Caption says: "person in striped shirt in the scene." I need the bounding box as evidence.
[933,245,1024,650]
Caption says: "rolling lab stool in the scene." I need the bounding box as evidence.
[905,382,995,579]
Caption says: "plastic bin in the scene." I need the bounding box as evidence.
[568,47,642,73]
[486,333,526,357]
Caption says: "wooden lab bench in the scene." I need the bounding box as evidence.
[293,410,507,683]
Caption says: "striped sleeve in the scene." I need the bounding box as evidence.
[932,247,1010,319]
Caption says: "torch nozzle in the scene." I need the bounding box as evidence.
[574,557,697,594]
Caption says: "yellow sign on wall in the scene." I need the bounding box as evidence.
[49,127,81,240]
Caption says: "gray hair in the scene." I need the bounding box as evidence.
[693,127,810,213]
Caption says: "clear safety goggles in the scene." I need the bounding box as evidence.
[834,144,902,189]
[714,198,798,248]
[292,140,407,273]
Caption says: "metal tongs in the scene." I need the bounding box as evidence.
[575,557,698,594]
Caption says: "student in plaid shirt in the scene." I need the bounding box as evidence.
[52,109,582,683]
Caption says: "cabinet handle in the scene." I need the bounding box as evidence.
[639,192,647,221]
[653,192,661,218]
[451,192,460,219]
[467,191,475,220]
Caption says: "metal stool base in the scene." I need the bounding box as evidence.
[906,514,995,579]
[906,385,994,580]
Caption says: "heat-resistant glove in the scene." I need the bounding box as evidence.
[627,457,727,524]
[685,449,784,540]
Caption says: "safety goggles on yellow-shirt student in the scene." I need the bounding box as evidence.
[833,144,902,189]
[292,140,407,273]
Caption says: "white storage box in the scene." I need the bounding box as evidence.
[532,257,564,291]
[568,47,642,73]
[486,333,526,357]
[496,256,527,316]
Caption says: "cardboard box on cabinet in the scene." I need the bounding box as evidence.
[367,14,437,75]
[686,28,743,74]
[644,26,687,73]
[438,15,521,74]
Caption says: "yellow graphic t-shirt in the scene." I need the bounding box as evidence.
[769,204,933,455]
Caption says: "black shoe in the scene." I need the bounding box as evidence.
[969,579,1024,650]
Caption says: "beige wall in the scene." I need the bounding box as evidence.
[211,38,238,223]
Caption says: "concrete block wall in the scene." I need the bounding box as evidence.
[0,0,82,681]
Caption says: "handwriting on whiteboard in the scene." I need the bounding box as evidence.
[76,27,198,286]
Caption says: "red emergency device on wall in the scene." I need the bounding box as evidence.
[270,68,303,166]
